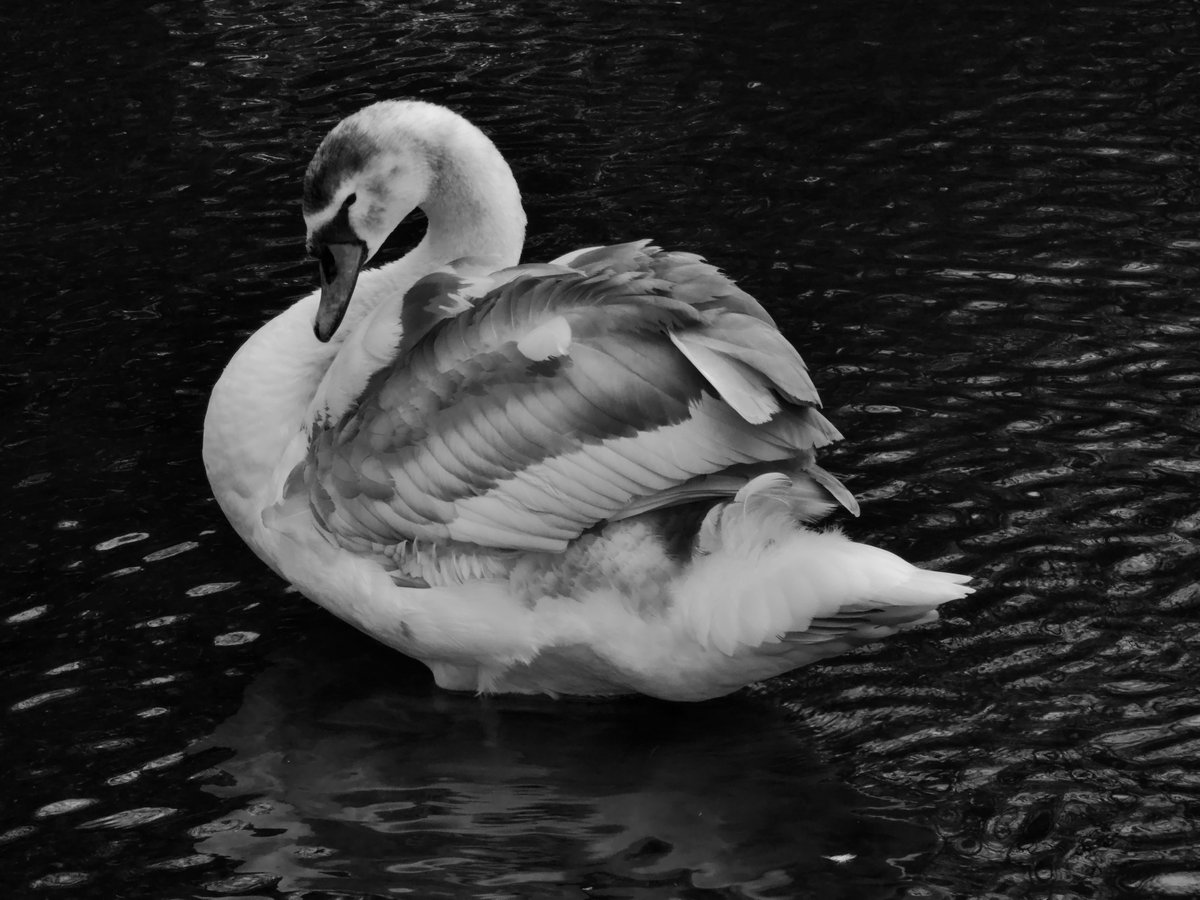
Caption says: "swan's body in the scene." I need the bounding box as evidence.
[203,100,972,701]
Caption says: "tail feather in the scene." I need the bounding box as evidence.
[677,476,973,656]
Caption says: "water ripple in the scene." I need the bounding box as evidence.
[2,0,1199,897]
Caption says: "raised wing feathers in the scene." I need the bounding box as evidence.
[288,242,844,554]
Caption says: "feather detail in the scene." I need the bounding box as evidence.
[671,315,821,415]
[516,315,572,361]
[296,245,849,557]
[680,510,973,655]
[669,332,781,424]
[804,462,860,517]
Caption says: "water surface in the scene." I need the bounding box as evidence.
[2,0,1199,897]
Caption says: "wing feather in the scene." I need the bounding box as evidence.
[669,334,781,424]
[287,244,855,555]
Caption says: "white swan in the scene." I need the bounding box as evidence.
[203,100,972,701]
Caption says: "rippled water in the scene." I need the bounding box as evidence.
[3,0,1199,897]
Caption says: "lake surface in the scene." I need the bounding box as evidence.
[3,0,1199,897]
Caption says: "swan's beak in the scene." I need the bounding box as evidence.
[314,241,365,342]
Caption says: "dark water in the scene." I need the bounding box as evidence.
[3,0,1199,896]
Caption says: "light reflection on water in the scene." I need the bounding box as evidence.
[3,0,1200,896]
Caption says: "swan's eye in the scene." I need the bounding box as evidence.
[343,193,357,208]
[318,246,337,284]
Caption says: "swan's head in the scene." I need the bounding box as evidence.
[302,102,442,341]
[301,100,525,342]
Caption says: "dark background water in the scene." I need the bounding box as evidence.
[2,0,1198,897]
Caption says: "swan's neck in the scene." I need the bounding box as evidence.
[204,109,526,556]
[203,296,329,558]
[422,116,526,265]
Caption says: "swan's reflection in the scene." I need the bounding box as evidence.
[196,631,934,897]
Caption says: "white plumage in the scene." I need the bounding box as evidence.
[202,100,973,700]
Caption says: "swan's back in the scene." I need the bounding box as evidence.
[290,241,847,562]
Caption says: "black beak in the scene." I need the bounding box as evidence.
[313,241,366,342]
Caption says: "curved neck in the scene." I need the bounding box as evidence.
[421,114,526,266]
[205,107,527,553]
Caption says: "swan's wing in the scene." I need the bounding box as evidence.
[289,241,848,554]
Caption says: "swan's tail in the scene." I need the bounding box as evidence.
[676,474,974,656]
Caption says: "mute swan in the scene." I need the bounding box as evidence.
[203,100,972,701]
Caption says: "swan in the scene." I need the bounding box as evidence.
[202,100,972,701]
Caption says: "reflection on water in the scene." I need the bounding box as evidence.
[4,0,1200,896]
[194,633,933,898]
